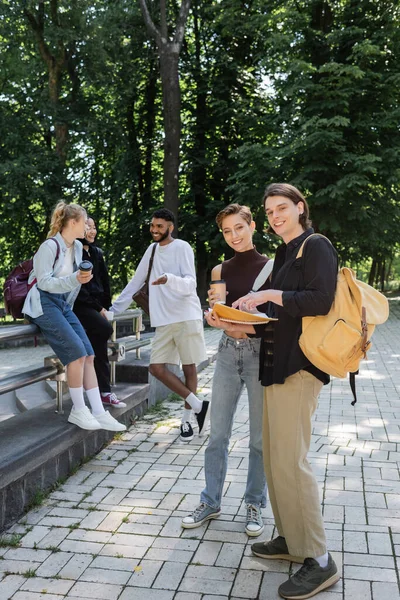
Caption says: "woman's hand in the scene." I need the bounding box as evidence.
[232,290,269,312]
[207,287,228,308]
[204,309,254,334]
[76,271,93,284]
[100,308,108,320]
[204,309,227,330]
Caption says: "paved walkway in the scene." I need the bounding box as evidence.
[1,302,400,600]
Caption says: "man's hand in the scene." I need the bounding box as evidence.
[99,308,108,320]
[151,275,168,286]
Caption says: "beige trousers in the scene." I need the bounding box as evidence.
[263,370,327,558]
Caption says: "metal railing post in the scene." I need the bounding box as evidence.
[44,356,66,414]
[56,380,64,414]
[135,313,142,359]
[110,319,117,386]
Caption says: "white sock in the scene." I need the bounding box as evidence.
[69,387,85,411]
[315,552,329,568]
[181,408,192,424]
[185,392,202,413]
[85,387,106,416]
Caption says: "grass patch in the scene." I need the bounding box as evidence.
[166,392,182,403]
[23,569,37,578]
[147,401,169,416]
[0,534,23,548]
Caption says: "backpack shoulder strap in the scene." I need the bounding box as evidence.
[295,233,331,259]
[45,237,61,267]
[251,259,274,292]
[145,243,157,285]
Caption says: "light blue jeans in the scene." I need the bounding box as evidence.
[201,333,267,509]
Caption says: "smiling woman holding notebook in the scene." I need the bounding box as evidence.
[181,203,273,538]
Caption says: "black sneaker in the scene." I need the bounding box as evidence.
[195,400,209,435]
[252,536,304,563]
[180,421,194,442]
[278,554,340,599]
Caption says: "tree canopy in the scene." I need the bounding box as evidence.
[1,0,399,301]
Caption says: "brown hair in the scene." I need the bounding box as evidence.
[216,203,253,229]
[47,201,86,238]
[263,183,312,230]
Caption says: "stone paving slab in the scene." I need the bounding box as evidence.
[1,305,400,598]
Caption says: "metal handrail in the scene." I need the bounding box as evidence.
[0,365,58,395]
[0,309,145,415]
[0,324,40,342]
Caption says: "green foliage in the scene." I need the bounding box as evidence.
[0,533,23,548]
[0,0,399,299]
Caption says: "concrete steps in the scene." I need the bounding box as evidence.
[0,380,150,531]
[0,390,19,422]
[16,381,55,412]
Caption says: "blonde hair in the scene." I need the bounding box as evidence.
[47,201,86,238]
[216,203,252,229]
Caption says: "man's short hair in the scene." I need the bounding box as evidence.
[151,208,175,224]
[216,203,252,229]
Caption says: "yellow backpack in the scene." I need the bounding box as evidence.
[296,234,389,404]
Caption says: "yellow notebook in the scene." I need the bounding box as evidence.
[213,303,278,324]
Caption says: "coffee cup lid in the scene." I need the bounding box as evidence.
[79,260,93,271]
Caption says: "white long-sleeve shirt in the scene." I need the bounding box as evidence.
[111,239,202,327]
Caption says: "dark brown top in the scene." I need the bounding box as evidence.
[221,247,271,311]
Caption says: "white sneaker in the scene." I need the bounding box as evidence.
[95,411,126,432]
[68,406,102,430]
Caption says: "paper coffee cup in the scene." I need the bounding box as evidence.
[210,279,226,304]
[78,260,93,273]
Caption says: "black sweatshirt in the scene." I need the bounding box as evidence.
[74,244,112,312]
[253,228,338,387]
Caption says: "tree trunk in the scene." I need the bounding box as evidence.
[385,257,393,288]
[368,258,377,286]
[191,3,208,302]
[143,55,158,209]
[380,259,385,292]
[159,48,181,220]
[126,97,144,210]
[138,0,191,226]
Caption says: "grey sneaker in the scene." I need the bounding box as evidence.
[181,502,221,529]
[252,535,304,564]
[245,504,264,537]
[278,554,340,599]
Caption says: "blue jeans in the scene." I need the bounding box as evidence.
[31,290,94,366]
[201,333,267,509]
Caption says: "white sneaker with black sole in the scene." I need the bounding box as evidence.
[180,421,194,441]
